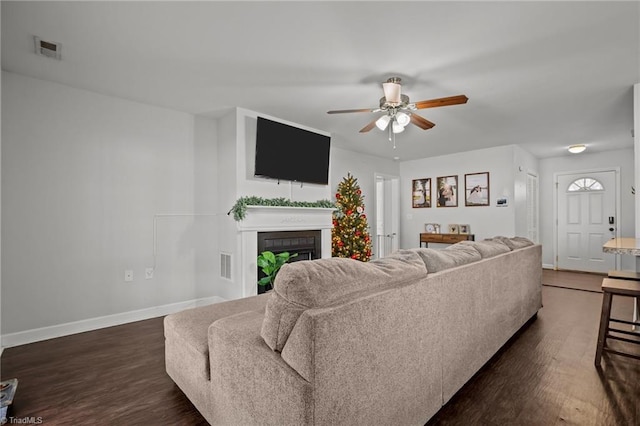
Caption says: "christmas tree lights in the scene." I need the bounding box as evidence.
[332,173,372,261]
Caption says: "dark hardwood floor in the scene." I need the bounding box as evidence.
[2,271,638,425]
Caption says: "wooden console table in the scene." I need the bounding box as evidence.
[419,233,475,248]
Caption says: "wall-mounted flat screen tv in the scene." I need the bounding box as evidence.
[254,117,331,185]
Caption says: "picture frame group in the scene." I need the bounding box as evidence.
[412,172,490,208]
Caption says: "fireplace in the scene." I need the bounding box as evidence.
[236,205,335,298]
[257,230,321,293]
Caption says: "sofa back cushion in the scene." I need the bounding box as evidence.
[411,244,482,273]
[457,240,511,258]
[261,250,427,352]
[487,236,535,250]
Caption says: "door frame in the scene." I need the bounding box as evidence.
[553,167,621,271]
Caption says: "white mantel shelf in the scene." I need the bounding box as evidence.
[236,205,335,297]
[236,206,336,232]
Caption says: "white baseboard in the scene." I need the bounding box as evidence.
[1,295,226,349]
[542,263,555,270]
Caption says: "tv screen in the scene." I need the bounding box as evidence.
[254,117,331,185]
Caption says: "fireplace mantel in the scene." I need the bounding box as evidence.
[236,206,336,231]
[237,205,335,297]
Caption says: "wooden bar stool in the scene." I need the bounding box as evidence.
[595,278,640,366]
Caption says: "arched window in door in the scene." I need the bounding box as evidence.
[567,177,604,192]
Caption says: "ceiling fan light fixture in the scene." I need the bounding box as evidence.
[392,120,405,134]
[375,114,391,130]
[382,82,402,105]
[568,144,586,154]
[396,112,410,127]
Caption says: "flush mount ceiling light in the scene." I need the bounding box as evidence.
[568,144,586,154]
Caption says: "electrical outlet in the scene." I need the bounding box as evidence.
[124,270,133,282]
[145,268,154,280]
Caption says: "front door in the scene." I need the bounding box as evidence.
[557,170,617,273]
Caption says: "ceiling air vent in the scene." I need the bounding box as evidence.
[34,36,61,60]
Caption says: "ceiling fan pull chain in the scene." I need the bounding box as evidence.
[388,125,397,149]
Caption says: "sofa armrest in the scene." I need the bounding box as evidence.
[208,310,313,426]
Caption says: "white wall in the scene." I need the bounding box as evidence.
[193,115,219,298]
[539,148,635,269]
[0,6,3,352]
[635,84,640,241]
[216,109,241,300]
[399,145,532,249]
[1,72,218,341]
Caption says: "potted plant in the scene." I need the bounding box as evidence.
[257,251,297,293]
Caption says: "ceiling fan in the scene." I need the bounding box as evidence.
[327,77,468,148]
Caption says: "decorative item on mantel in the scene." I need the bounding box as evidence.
[332,173,372,261]
[228,196,335,221]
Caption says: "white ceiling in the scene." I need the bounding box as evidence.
[2,1,639,161]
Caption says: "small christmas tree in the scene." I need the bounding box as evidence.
[332,173,372,261]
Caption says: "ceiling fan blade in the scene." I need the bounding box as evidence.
[359,118,378,133]
[327,108,375,114]
[410,113,436,130]
[413,95,468,110]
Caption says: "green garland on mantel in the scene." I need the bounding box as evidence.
[230,196,336,221]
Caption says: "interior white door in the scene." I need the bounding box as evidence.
[557,171,617,273]
[374,174,400,258]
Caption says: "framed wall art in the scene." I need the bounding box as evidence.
[436,175,458,207]
[448,224,459,234]
[465,172,490,206]
[459,224,471,235]
[412,178,431,208]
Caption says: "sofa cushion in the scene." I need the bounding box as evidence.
[164,293,269,380]
[488,236,535,250]
[458,240,511,258]
[411,244,482,273]
[261,250,427,352]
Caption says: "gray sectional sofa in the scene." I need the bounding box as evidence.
[164,237,542,425]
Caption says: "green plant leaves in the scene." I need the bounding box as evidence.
[262,251,276,264]
[230,197,335,221]
[257,250,299,286]
[258,276,272,286]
